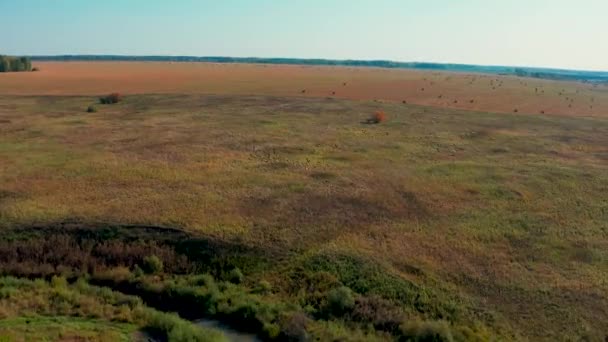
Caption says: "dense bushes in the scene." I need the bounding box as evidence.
[296,252,460,319]
[0,276,227,342]
[0,227,491,340]
[0,234,193,277]
[0,225,272,279]
[89,272,299,340]
[1,270,482,341]
[0,56,32,72]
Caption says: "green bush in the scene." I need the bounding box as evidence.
[142,255,164,275]
[254,280,272,294]
[399,320,454,342]
[51,275,68,288]
[227,268,243,284]
[301,253,461,320]
[144,310,227,342]
[86,105,97,113]
[326,286,355,316]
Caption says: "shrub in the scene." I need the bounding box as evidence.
[399,320,454,342]
[227,268,244,284]
[326,286,355,316]
[350,295,403,332]
[144,310,226,342]
[142,255,164,275]
[133,265,145,278]
[279,312,310,341]
[32,67,40,72]
[51,275,68,288]
[99,92,122,104]
[86,105,97,113]
[367,111,386,124]
[254,280,272,294]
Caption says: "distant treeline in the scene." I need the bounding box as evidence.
[0,56,32,72]
[27,55,608,82]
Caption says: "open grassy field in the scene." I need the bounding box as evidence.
[0,64,607,341]
[0,62,606,117]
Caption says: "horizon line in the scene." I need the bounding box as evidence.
[20,54,608,74]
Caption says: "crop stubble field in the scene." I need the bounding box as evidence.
[0,62,607,341]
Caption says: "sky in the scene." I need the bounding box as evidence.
[1,0,607,71]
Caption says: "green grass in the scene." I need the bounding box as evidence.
[0,276,227,342]
[0,94,607,340]
[0,317,135,342]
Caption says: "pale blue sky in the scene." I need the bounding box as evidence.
[2,0,606,71]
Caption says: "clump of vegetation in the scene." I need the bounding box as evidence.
[0,56,32,72]
[0,276,227,342]
[142,255,164,275]
[399,320,454,341]
[31,67,40,72]
[254,280,272,294]
[367,111,387,124]
[227,268,244,284]
[326,286,355,316]
[86,105,97,113]
[99,92,123,104]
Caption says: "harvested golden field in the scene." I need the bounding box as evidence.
[0,61,606,117]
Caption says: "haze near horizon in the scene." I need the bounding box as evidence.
[2,0,607,71]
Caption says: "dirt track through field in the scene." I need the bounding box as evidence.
[0,61,606,117]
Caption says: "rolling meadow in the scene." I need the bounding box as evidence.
[0,64,607,341]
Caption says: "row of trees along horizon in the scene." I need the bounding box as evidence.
[0,56,33,72]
